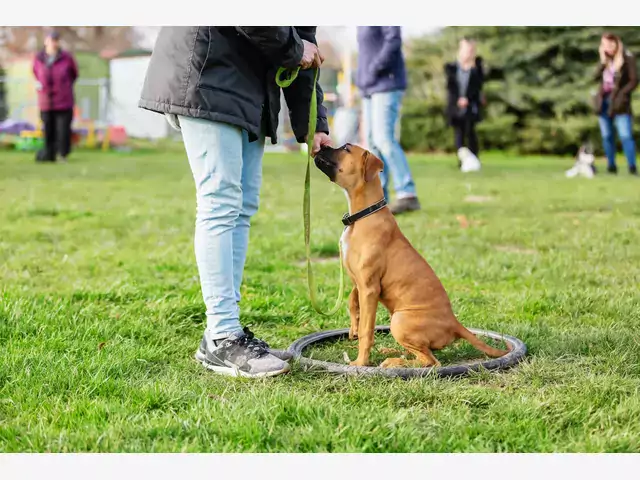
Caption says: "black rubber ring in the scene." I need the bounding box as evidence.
[287,325,527,379]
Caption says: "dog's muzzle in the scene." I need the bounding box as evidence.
[314,149,338,181]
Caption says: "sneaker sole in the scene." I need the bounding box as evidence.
[194,350,291,378]
[195,346,292,362]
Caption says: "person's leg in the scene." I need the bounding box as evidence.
[453,122,465,151]
[370,91,417,200]
[613,114,637,174]
[40,110,57,161]
[180,116,245,342]
[233,130,265,304]
[451,120,463,168]
[467,118,479,157]
[362,96,389,201]
[55,109,73,160]
[598,111,617,173]
[180,116,289,377]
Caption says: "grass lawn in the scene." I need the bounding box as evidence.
[1,146,639,452]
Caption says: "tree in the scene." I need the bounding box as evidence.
[0,27,139,59]
[401,27,640,155]
[0,62,7,121]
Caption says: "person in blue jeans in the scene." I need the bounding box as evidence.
[594,32,638,175]
[356,26,421,214]
[139,27,331,378]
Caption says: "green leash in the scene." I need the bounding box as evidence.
[275,66,345,316]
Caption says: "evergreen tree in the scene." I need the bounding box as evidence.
[0,63,7,122]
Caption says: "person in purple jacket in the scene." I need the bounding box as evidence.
[356,26,421,215]
[32,31,78,163]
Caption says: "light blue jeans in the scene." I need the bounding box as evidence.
[598,97,637,169]
[180,116,264,341]
[361,90,417,201]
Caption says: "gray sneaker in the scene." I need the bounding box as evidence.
[242,327,293,361]
[389,197,421,215]
[196,327,292,362]
[194,330,290,378]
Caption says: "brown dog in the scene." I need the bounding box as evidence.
[314,144,508,368]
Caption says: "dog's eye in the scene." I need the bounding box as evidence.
[342,144,351,152]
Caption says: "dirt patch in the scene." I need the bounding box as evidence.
[455,214,485,228]
[464,195,495,203]
[495,245,538,255]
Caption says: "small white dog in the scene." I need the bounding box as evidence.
[458,147,482,173]
[566,145,596,179]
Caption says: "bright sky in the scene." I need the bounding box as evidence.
[328,26,442,51]
[137,26,443,50]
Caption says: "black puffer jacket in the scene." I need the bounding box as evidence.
[138,26,329,144]
[444,57,484,126]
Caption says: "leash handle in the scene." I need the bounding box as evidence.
[276,66,345,316]
[275,66,300,88]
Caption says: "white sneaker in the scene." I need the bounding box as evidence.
[458,147,482,173]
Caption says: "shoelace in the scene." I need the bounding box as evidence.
[237,328,268,356]
[243,327,271,349]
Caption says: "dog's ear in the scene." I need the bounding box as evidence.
[363,150,384,183]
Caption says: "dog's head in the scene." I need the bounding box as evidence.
[314,143,384,192]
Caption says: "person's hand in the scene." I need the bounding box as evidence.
[311,132,331,156]
[300,40,324,70]
[457,97,469,108]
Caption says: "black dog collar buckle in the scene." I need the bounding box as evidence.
[341,198,388,227]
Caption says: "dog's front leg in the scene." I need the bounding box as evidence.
[350,283,380,367]
[348,286,360,340]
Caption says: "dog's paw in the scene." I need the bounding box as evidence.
[380,358,404,368]
[349,359,369,367]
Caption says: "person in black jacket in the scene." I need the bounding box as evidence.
[139,27,330,378]
[445,38,485,168]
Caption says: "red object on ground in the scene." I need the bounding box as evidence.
[107,126,128,146]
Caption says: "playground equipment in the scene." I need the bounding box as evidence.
[11,105,128,152]
[74,105,127,151]
[15,130,44,152]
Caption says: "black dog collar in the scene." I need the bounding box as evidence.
[342,198,388,227]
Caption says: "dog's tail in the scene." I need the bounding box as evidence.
[455,324,509,358]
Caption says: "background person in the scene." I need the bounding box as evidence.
[356,26,421,215]
[445,38,485,169]
[594,32,638,175]
[32,31,78,163]
[139,27,330,378]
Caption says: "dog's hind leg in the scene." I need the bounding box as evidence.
[382,312,441,368]
[380,348,439,368]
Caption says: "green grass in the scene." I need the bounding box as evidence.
[1,146,640,453]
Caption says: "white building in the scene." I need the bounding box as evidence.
[107,49,169,140]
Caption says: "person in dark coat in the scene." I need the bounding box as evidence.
[356,26,421,215]
[594,32,638,175]
[32,31,78,163]
[139,27,330,378]
[445,38,485,168]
